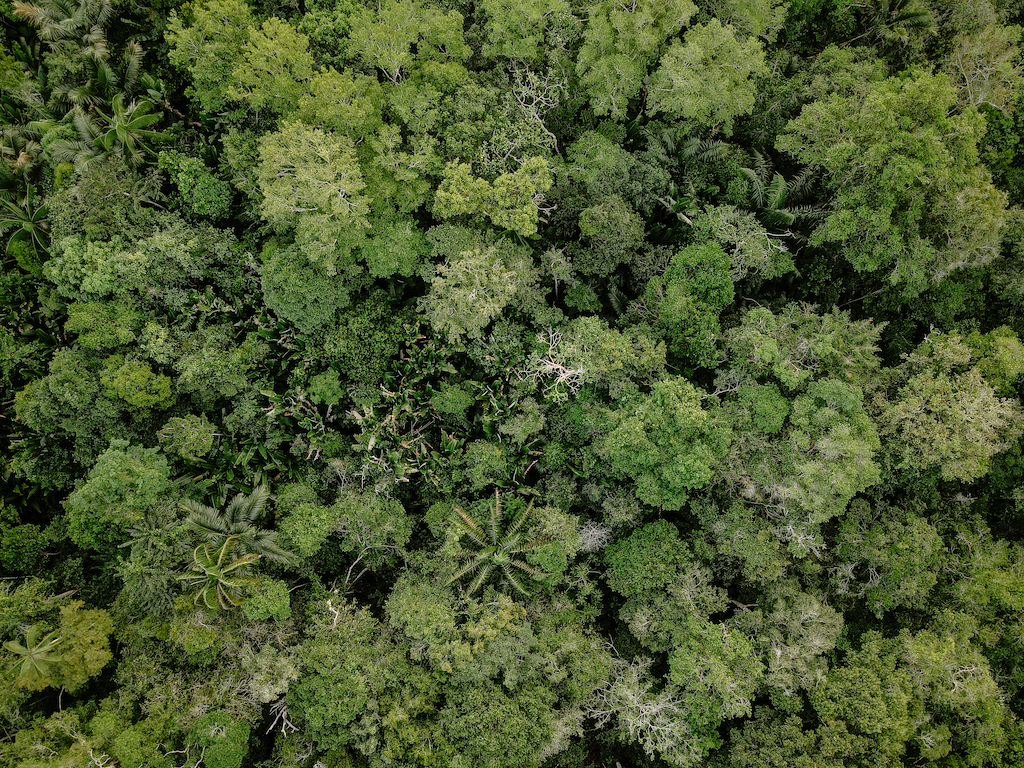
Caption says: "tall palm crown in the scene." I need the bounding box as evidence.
[179,536,260,610]
[446,490,549,596]
[182,485,297,566]
[4,624,62,690]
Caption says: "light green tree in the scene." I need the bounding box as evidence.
[345,0,471,83]
[871,331,1024,482]
[229,18,314,114]
[434,157,553,237]
[419,241,540,341]
[256,121,370,273]
[648,19,767,133]
[575,0,697,118]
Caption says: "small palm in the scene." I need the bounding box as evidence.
[183,485,298,566]
[179,536,260,610]
[446,490,549,596]
[4,624,62,690]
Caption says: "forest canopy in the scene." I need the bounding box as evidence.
[1,0,1024,766]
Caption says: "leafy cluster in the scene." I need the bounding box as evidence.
[1,0,1024,767]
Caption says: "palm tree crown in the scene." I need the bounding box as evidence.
[182,485,298,566]
[446,490,549,596]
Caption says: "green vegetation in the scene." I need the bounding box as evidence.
[1,0,1024,766]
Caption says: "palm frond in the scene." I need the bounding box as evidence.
[183,500,229,540]
[467,562,495,595]
[681,138,730,165]
[765,173,787,210]
[501,565,529,596]
[453,506,489,549]
[122,41,142,93]
[740,167,766,209]
[503,499,534,541]
[487,488,502,545]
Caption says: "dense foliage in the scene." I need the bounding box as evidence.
[1,0,1024,766]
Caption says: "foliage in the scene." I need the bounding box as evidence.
[2,2,1024,766]
[63,440,173,550]
[778,68,1007,295]
[445,490,550,596]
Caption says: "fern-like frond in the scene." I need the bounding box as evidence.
[183,501,229,540]
[467,562,495,595]
[446,553,490,587]
[223,485,270,527]
[681,138,730,165]
[740,167,766,209]
[453,506,489,549]
[501,565,529,596]
[765,173,787,210]
[487,488,501,545]
[122,41,142,93]
[503,499,534,542]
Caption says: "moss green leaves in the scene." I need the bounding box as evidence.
[597,377,731,511]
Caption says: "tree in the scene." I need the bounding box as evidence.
[445,490,549,596]
[229,18,314,114]
[166,0,254,113]
[574,0,697,119]
[4,624,62,690]
[777,69,1007,295]
[643,240,734,367]
[63,439,173,550]
[597,376,732,511]
[256,121,369,272]
[944,23,1023,111]
[648,19,767,133]
[478,0,580,63]
[179,536,261,610]
[871,331,1024,482]
[419,240,541,341]
[183,485,297,566]
[344,0,471,84]
[433,156,553,237]
[50,95,171,171]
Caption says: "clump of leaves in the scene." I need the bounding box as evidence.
[179,536,260,610]
[447,490,548,596]
[4,624,62,690]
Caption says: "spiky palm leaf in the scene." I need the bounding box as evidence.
[183,485,297,565]
[680,137,730,166]
[0,193,48,258]
[14,0,113,46]
[446,490,550,597]
[740,150,826,235]
[179,536,260,610]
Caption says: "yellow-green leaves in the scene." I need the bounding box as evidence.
[434,157,553,237]
[649,19,767,133]
[256,121,370,273]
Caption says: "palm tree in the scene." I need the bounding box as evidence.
[0,185,49,264]
[840,0,936,48]
[182,485,298,566]
[4,624,62,690]
[446,490,549,596]
[49,95,170,171]
[179,536,261,610]
[738,150,827,236]
[13,0,113,48]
